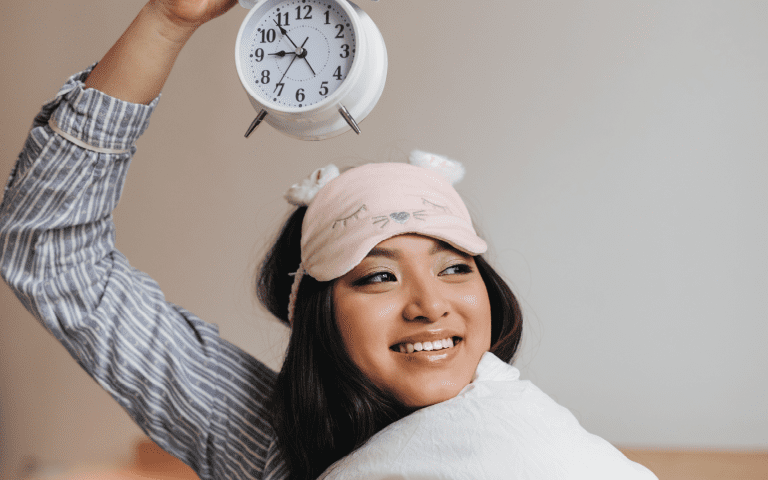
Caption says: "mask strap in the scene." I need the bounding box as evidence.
[287,266,306,325]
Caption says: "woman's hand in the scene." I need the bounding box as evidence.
[84,0,239,104]
[149,0,239,30]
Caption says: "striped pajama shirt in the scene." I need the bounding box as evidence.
[0,66,288,480]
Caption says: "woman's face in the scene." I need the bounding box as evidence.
[333,234,492,408]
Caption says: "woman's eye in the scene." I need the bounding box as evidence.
[358,271,397,285]
[440,263,472,276]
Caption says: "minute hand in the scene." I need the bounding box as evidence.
[274,20,299,49]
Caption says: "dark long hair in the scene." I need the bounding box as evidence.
[257,207,523,479]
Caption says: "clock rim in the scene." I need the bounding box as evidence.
[235,0,367,115]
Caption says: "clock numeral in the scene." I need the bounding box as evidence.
[254,48,264,62]
[296,88,305,103]
[274,82,284,96]
[333,66,343,81]
[324,10,331,24]
[319,81,329,96]
[260,70,271,84]
[260,29,276,43]
[276,12,290,27]
[340,44,350,58]
[295,5,312,20]
[335,24,345,38]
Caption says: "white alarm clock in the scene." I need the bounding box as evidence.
[235,0,387,140]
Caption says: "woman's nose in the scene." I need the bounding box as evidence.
[402,275,450,322]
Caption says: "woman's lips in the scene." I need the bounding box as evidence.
[391,336,463,354]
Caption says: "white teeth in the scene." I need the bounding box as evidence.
[396,337,457,354]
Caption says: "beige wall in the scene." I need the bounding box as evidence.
[2,0,767,476]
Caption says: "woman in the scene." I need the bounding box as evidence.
[262,160,525,477]
[0,0,657,478]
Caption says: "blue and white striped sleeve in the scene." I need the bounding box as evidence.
[0,67,285,480]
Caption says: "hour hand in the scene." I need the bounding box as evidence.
[269,50,296,57]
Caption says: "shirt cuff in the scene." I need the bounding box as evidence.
[40,65,160,153]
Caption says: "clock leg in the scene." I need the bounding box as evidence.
[339,105,361,135]
[245,109,268,138]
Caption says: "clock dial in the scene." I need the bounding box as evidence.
[241,0,357,109]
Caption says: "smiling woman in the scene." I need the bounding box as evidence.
[0,1,659,479]
[256,158,655,479]
[333,235,493,408]
[256,159,525,477]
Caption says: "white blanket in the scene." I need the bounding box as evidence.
[319,352,657,479]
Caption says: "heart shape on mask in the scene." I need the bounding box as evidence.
[390,212,410,224]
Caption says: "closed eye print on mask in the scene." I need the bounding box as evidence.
[421,198,449,213]
[332,205,367,229]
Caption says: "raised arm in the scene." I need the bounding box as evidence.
[0,1,284,478]
[84,0,238,104]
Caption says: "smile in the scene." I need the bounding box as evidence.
[391,337,463,354]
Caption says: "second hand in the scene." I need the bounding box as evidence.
[274,37,309,92]
[273,20,316,76]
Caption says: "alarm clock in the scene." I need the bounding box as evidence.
[235,0,387,140]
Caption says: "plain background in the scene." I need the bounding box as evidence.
[1,0,766,476]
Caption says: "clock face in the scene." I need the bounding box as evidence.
[239,0,357,109]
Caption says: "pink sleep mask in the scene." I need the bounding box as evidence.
[284,151,487,323]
